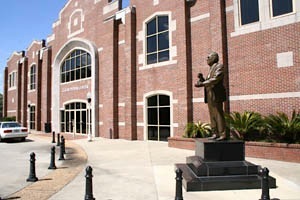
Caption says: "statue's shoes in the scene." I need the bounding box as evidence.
[216,136,227,141]
[208,134,218,140]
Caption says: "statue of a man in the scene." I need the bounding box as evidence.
[195,52,227,141]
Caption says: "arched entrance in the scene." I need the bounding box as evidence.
[52,38,99,137]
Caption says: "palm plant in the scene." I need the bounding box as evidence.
[184,121,212,138]
[225,111,264,140]
[264,110,300,143]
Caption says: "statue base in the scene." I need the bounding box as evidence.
[175,139,276,191]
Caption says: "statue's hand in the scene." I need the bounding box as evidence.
[198,73,205,82]
[195,81,204,87]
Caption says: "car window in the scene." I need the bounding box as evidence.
[2,122,21,128]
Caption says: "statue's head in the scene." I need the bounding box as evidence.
[207,52,219,66]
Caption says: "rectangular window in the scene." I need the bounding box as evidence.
[30,65,36,90]
[30,106,36,130]
[146,15,169,65]
[8,72,17,88]
[239,0,259,25]
[271,0,293,17]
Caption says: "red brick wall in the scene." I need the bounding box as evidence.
[3,0,300,142]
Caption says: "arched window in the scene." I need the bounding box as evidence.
[147,94,170,141]
[29,65,36,90]
[60,49,91,83]
[146,15,169,65]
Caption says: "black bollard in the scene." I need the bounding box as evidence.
[48,146,57,169]
[260,167,271,200]
[85,166,95,200]
[52,131,56,143]
[58,140,65,160]
[175,168,184,200]
[57,133,61,146]
[26,152,38,182]
[61,135,66,154]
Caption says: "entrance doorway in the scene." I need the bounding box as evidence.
[60,102,89,134]
[147,94,171,141]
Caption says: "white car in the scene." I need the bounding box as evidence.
[0,121,28,142]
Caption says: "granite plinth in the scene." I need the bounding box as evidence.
[195,139,245,161]
[176,139,277,191]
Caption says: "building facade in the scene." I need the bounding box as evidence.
[3,0,300,141]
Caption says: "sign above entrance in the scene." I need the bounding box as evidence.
[61,85,89,93]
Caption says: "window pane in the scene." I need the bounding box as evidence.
[71,71,75,81]
[87,65,92,77]
[76,56,80,67]
[76,69,80,80]
[158,50,169,62]
[159,107,170,125]
[158,16,168,32]
[87,54,91,65]
[147,54,157,65]
[81,54,87,66]
[272,0,293,17]
[147,35,157,53]
[159,95,170,106]
[159,127,170,141]
[240,0,259,25]
[148,96,157,106]
[66,60,71,71]
[61,73,65,83]
[71,51,76,57]
[81,68,86,79]
[147,18,157,35]
[148,126,158,141]
[148,108,158,125]
[158,32,169,51]
[71,58,75,70]
[66,72,70,82]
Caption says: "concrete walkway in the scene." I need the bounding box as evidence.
[48,137,300,200]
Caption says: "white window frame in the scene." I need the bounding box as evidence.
[29,64,36,91]
[138,12,177,70]
[270,0,295,19]
[231,0,300,37]
[8,71,17,89]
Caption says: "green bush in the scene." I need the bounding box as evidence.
[264,110,300,143]
[183,121,211,138]
[225,111,264,141]
[1,116,16,122]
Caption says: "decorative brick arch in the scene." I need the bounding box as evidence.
[52,38,99,137]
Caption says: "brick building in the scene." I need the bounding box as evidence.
[3,0,300,141]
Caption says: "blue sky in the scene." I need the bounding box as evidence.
[0,0,130,94]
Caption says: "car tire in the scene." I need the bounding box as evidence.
[20,137,26,142]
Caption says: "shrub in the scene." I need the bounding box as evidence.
[1,116,16,122]
[183,121,211,138]
[264,110,300,143]
[225,111,264,141]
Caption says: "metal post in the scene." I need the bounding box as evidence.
[52,131,56,143]
[85,166,95,200]
[61,136,66,154]
[58,139,65,160]
[48,146,57,169]
[175,168,184,200]
[57,133,60,146]
[260,167,270,200]
[26,152,38,182]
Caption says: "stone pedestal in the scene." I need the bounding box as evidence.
[175,139,276,191]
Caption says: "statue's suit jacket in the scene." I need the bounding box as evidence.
[202,63,226,103]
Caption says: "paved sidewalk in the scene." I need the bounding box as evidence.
[49,137,300,200]
[6,134,87,200]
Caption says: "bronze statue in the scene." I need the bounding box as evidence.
[195,52,227,141]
